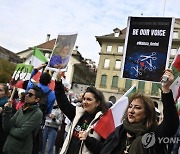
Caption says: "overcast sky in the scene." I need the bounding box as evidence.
[0,0,180,64]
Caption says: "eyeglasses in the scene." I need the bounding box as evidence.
[26,92,35,97]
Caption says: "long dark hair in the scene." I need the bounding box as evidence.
[84,86,108,114]
[122,93,158,130]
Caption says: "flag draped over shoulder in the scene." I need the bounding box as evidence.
[10,64,33,88]
[170,48,180,115]
[94,85,136,139]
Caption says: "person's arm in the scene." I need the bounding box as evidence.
[2,102,19,133]
[26,63,47,92]
[30,63,47,79]
[9,110,43,139]
[155,69,179,137]
[55,72,76,121]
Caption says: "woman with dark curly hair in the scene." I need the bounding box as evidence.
[55,72,108,154]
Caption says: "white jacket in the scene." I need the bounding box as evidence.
[60,106,102,154]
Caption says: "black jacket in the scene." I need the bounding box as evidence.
[100,91,179,154]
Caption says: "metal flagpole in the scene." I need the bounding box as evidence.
[163,0,167,17]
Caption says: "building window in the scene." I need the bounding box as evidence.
[100,75,107,86]
[125,79,132,91]
[173,31,179,39]
[171,48,177,56]
[104,59,110,68]
[118,46,123,53]
[112,76,118,87]
[138,81,145,92]
[114,32,119,37]
[106,45,112,52]
[151,83,160,96]
[115,60,121,69]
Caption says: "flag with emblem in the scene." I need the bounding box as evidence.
[170,48,180,115]
[10,64,33,88]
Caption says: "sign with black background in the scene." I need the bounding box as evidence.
[121,17,174,82]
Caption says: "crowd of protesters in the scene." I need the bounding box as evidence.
[0,66,180,154]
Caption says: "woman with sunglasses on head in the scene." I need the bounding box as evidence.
[98,69,179,154]
[2,86,43,154]
[55,72,108,154]
[0,83,9,153]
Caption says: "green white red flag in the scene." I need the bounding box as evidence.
[171,48,180,79]
[170,48,180,115]
[94,85,136,139]
[31,47,48,67]
[31,47,56,90]
[31,47,48,82]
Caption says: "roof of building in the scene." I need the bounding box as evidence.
[98,27,126,38]
[95,27,127,46]
[37,39,56,50]
[17,39,56,54]
[0,46,22,63]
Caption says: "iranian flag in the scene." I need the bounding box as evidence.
[31,48,48,81]
[10,64,33,88]
[170,48,180,115]
[171,48,180,79]
[31,48,57,90]
[170,77,180,115]
[94,85,136,139]
[31,47,48,66]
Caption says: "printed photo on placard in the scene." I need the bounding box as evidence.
[48,33,77,71]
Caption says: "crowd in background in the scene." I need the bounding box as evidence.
[0,68,179,154]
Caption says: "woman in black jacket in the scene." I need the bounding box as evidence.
[99,69,179,154]
[55,72,108,154]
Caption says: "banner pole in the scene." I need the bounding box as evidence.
[163,0,167,17]
[9,87,16,101]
